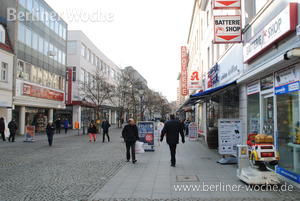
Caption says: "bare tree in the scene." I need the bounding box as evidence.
[79,67,115,120]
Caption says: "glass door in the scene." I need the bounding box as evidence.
[262,95,274,136]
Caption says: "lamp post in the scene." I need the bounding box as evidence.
[138,88,144,121]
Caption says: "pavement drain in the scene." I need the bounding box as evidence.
[176,175,199,182]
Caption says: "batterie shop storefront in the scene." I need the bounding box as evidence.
[246,66,300,184]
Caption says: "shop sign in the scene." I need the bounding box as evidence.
[247,81,260,95]
[208,64,219,88]
[181,46,188,96]
[214,15,242,43]
[137,121,155,151]
[23,83,64,101]
[244,3,298,62]
[275,67,299,87]
[66,68,73,104]
[218,119,242,156]
[275,81,299,95]
[213,0,241,9]
[188,71,203,90]
[260,75,274,91]
[218,44,243,85]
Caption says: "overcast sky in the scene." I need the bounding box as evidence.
[46,0,194,101]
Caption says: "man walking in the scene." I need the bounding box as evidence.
[101,119,111,142]
[46,122,55,146]
[122,118,139,164]
[55,117,61,134]
[160,114,185,167]
[63,119,69,134]
[8,119,18,142]
[0,117,6,141]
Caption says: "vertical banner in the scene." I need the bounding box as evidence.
[181,46,188,96]
[137,121,155,151]
[67,67,73,105]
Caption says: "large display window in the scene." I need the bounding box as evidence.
[277,91,300,175]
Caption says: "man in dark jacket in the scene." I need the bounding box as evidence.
[46,122,55,146]
[122,118,139,164]
[160,114,185,167]
[101,119,111,142]
[55,117,61,134]
[0,117,6,141]
[8,119,18,142]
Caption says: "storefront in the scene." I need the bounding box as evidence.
[239,2,300,184]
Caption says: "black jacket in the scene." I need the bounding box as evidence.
[8,121,18,133]
[46,124,55,136]
[161,119,185,145]
[88,125,97,134]
[122,124,139,142]
[0,121,5,133]
[101,121,111,132]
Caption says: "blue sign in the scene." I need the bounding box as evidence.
[276,166,300,184]
[137,121,155,151]
[275,81,299,95]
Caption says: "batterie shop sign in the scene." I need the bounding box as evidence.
[244,3,298,63]
[213,0,241,9]
[214,15,242,43]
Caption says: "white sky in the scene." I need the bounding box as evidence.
[46,0,194,101]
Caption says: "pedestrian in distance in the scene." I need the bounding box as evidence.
[8,119,18,142]
[122,118,139,164]
[185,119,190,137]
[63,119,69,134]
[46,122,55,146]
[0,117,6,141]
[55,117,61,134]
[88,121,97,142]
[101,119,111,142]
[160,114,185,167]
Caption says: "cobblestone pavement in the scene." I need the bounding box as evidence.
[0,128,126,201]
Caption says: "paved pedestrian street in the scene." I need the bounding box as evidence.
[1,128,300,201]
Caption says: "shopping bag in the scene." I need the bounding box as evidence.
[135,141,145,154]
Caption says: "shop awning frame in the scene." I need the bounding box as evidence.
[190,81,237,99]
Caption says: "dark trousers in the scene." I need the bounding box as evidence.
[9,132,16,142]
[126,141,136,161]
[47,134,54,146]
[103,131,110,142]
[56,127,60,134]
[169,144,177,165]
[64,128,68,134]
[0,131,5,141]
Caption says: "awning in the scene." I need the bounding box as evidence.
[190,81,237,99]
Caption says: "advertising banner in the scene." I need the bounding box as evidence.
[23,83,64,101]
[188,122,198,140]
[188,71,203,90]
[24,126,35,142]
[137,121,155,151]
[218,119,242,156]
[213,0,241,9]
[181,46,188,96]
[214,15,242,43]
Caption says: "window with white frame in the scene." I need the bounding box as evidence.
[0,62,8,82]
[0,25,5,44]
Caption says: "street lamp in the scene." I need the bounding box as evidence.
[138,88,145,121]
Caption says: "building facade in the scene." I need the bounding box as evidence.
[181,0,300,185]
[0,20,14,136]
[0,0,67,134]
[66,30,121,128]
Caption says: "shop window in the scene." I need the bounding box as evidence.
[261,74,273,91]
[0,62,8,82]
[247,93,260,134]
[277,91,300,175]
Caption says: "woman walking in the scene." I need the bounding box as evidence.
[0,117,6,141]
[88,121,97,142]
[46,122,55,146]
